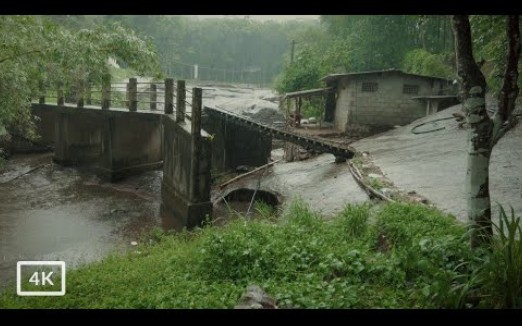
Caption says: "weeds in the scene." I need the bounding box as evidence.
[1,200,520,308]
[368,177,384,190]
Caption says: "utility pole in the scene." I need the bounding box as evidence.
[290,39,296,64]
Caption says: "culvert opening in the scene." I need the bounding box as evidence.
[223,188,280,207]
[213,188,280,225]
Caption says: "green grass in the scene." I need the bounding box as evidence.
[367,177,384,190]
[0,200,520,308]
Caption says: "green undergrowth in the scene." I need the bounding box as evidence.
[1,200,520,308]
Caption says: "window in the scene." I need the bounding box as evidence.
[403,84,419,95]
[361,82,378,92]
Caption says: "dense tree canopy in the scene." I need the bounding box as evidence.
[0,15,160,137]
[49,15,308,86]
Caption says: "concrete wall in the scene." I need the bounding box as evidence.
[98,110,163,181]
[333,73,450,136]
[53,106,104,165]
[203,107,272,173]
[161,115,212,229]
[48,104,163,181]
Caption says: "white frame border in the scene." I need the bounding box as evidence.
[16,261,66,296]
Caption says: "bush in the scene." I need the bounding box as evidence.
[2,200,520,308]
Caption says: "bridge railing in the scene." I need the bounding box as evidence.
[31,78,196,119]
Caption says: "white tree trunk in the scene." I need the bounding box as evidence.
[465,89,493,247]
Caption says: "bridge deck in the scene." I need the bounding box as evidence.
[34,102,355,159]
[36,102,166,115]
[204,105,355,159]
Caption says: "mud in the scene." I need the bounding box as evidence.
[0,153,163,290]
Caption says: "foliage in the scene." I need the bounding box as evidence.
[52,15,316,86]
[320,15,454,72]
[403,49,455,79]
[367,177,384,190]
[0,15,160,138]
[476,205,522,308]
[5,200,514,309]
[274,26,351,93]
[274,46,326,93]
[276,15,456,94]
[469,15,513,96]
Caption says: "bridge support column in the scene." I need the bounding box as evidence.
[161,87,213,229]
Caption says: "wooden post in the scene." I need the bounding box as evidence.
[77,80,84,108]
[128,77,137,112]
[101,75,111,110]
[150,83,157,110]
[290,39,296,64]
[57,85,64,107]
[176,80,186,122]
[85,79,92,105]
[86,81,92,105]
[296,97,301,127]
[164,78,174,114]
[38,80,45,104]
[191,87,202,137]
[190,87,202,202]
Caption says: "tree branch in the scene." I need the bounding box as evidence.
[452,15,487,99]
[491,114,519,148]
[0,49,42,64]
[498,15,521,122]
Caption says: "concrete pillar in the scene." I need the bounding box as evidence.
[161,87,212,229]
[190,88,202,202]
[128,78,137,112]
[150,84,157,111]
[176,80,186,122]
[164,78,174,114]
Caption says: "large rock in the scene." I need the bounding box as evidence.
[235,285,277,309]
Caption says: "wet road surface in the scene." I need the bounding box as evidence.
[353,104,522,223]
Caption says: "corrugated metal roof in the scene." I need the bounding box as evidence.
[321,68,453,83]
[283,87,334,99]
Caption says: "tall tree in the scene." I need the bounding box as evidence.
[452,15,520,247]
[0,16,159,138]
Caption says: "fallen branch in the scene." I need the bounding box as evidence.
[347,161,395,203]
[219,159,282,189]
[0,163,49,185]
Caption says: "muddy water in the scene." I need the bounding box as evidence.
[0,153,164,290]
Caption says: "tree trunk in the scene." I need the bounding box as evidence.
[452,15,493,248]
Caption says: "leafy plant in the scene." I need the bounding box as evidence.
[477,205,522,308]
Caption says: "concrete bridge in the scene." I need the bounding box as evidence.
[29,78,355,228]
